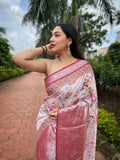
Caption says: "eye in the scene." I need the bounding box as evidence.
[55,34,60,37]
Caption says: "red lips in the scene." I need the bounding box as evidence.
[51,44,55,48]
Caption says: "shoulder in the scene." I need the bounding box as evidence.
[81,59,92,66]
[45,58,58,75]
[78,59,90,66]
[79,59,94,72]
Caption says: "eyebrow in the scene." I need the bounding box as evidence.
[52,31,62,34]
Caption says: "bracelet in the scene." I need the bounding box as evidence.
[41,46,44,54]
[44,45,47,53]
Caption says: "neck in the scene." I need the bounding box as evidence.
[58,50,73,62]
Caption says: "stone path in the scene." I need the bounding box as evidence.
[0,72,47,160]
[0,72,106,160]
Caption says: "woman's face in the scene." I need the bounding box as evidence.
[50,26,69,53]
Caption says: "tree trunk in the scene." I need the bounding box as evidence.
[71,0,78,31]
[62,9,66,23]
[71,15,78,31]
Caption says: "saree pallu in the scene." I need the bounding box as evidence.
[36,59,98,160]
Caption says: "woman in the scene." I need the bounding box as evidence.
[12,23,98,160]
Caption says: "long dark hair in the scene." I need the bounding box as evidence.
[57,23,84,59]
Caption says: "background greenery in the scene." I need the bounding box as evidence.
[88,41,120,89]
[98,108,120,152]
[0,27,30,82]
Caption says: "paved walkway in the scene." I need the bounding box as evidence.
[0,72,47,160]
[0,72,106,160]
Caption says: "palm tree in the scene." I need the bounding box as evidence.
[22,0,67,29]
[23,0,116,26]
[70,0,116,30]
[71,0,78,30]
[23,0,117,35]
[94,0,116,25]
[116,11,120,25]
[22,0,117,57]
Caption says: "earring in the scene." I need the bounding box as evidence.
[67,44,71,55]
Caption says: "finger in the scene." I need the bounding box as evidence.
[49,116,57,120]
[48,112,57,116]
[48,114,57,118]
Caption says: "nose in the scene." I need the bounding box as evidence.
[50,35,54,43]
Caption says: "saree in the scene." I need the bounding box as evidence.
[36,59,98,160]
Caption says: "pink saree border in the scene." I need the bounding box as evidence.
[45,59,81,81]
[45,60,89,88]
[56,107,60,160]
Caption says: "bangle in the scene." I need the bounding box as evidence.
[41,46,44,54]
[44,45,47,53]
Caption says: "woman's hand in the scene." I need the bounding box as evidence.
[45,44,57,56]
[47,108,59,120]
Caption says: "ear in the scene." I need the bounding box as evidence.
[68,38,72,46]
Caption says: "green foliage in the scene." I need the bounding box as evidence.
[90,42,120,87]
[88,42,120,88]
[23,0,118,52]
[0,26,14,69]
[0,26,30,82]
[0,37,13,57]
[0,37,10,56]
[0,71,9,80]
[0,66,30,82]
[98,108,120,151]
[99,62,120,87]
[16,67,26,74]
[36,11,108,53]
[0,27,6,35]
[106,41,120,66]
[116,11,120,25]
[78,12,108,51]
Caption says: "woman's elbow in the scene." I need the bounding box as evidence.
[12,55,22,66]
[12,55,16,63]
[12,55,18,64]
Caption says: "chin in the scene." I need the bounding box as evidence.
[51,49,58,55]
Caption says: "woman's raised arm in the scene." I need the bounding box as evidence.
[12,46,48,74]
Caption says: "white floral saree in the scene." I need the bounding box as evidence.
[36,59,98,160]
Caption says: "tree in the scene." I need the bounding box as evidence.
[22,0,67,30]
[90,0,116,25]
[71,0,117,30]
[0,27,14,66]
[22,0,117,30]
[106,42,120,66]
[0,27,6,36]
[116,11,120,25]
[22,0,118,58]
[78,12,108,52]
[71,0,77,30]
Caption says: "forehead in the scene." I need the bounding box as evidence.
[52,26,63,34]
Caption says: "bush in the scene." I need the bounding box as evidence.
[16,68,26,74]
[99,62,120,87]
[107,41,120,66]
[98,108,120,151]
[0,71,9,81]
[0,66,30,82]
[88,58,120,88]
[7,70,18,78]
[88,58,107,88]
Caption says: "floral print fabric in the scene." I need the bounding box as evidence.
[36,59,98,160]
